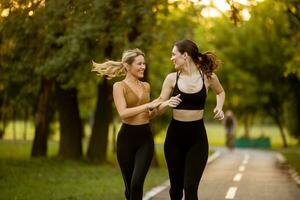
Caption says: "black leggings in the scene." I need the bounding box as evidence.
[164,118,209,200]
[117,123,154,200]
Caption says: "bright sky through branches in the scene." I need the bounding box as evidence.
[169,0,264,20]
[200,0,263,20]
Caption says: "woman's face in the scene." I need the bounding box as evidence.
[171,46,186,70]
[128,55,146,79]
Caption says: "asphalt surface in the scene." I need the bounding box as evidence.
[147,148,300,200]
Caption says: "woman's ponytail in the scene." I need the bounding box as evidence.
[199,51,222,78]
[91,60,126,79]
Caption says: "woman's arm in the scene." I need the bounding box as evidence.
[207,73,225,120]
[143,82,162,120]
[113,82,152,119]
[156,73,181,115]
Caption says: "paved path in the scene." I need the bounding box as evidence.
[147,148,300,200]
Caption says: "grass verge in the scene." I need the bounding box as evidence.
[0,141,168,200]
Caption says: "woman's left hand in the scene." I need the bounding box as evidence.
[213,107,224,120]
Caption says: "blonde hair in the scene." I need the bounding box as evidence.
[92,48,145,79]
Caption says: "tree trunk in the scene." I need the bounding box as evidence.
[87,79,112,163]
[87,0,120,163]
[31,78,53,157]
[275,116,288,148]
[0,112,7,139]
[268,103,288,148]
[12,110,16,140]
[243,115,250,138]
[0,97,3,139]
[0,93,8,139]
[23,109,29,140]
[56,83,83,160]
[112,123,117,153]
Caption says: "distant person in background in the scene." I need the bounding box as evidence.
[92,48,161,200]
[224,110,237,150]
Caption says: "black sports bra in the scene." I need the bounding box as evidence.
[171,71,207,110]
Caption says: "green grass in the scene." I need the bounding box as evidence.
[3,120,298,148]
[155,122,298,148]
[281,147,300,174]
[0,141,168,200]
[0,158,168,200]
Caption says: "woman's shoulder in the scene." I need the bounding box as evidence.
[113,81,124,87]
[204,72,218,82]
[162,72,177,88]
[204,72,222,91]
[141,81,150,90]
[113,81,126,91]
[165,72,177,81]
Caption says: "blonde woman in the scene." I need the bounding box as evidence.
[92,49,161,200]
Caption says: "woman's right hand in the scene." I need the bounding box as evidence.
[167,94,181,108]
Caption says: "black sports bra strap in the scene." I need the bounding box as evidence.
[176,71,180,83]
[199,69,204,80]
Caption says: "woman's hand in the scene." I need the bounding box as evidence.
[147,99,162,110]
[213,107,224,120]
[167,94,181,108]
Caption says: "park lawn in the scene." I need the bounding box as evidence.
[281,147,300,174]
[155,122,298,148]
[0,138,215,200]
[0,158,168,200]
[0,141,168,200]
[4,121,299,148]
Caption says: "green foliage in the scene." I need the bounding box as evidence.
[279,0,300,78]
[1,0,299,142]
[191,0,300,141]
[0,0,165,120]
[0,1,43,121]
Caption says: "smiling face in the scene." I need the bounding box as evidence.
[127,55,146,79]
[171,46,186,70]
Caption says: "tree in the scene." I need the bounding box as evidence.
[0,1,48,152]
[279,0,300,144]
[197,0,299,146]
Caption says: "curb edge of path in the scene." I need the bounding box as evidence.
[143,150,222,200]
[276,152,300,186]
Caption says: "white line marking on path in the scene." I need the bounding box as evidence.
[143,180,170,200]
[207,151,221,163]
[233,173,243,182]
[242,154,250,165]
[238,165,245,172]
[225,187,237,199]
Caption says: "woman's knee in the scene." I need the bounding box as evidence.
[184,183,198,200]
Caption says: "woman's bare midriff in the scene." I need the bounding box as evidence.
[173,109,204,122]
[122,111,150,125]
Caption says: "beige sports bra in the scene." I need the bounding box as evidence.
[122,81,150,108]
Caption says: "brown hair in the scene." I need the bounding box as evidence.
[174,39,222,78]
[92,48,145,79]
